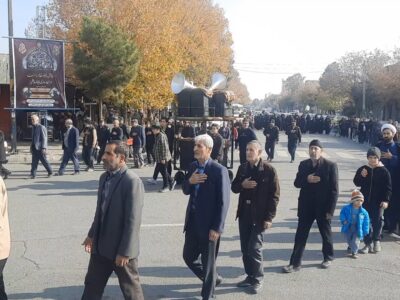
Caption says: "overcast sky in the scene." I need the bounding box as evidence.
[2,0,400,99]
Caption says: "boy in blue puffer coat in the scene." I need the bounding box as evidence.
[340,190,370,258]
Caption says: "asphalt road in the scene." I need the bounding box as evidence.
[3,131,400,300]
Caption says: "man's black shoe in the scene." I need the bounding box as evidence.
[248,282,263,294]
[216,274,223,286]
[236,276,253,287]
[282,265,300,273]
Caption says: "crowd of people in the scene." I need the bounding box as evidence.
[0,112,399,299]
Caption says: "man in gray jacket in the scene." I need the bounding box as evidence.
[81,141,144,300]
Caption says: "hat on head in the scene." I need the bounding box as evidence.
[381,123,397,134]
[367,147,381,159]
[351,189,364,203]
[309,139,323,149]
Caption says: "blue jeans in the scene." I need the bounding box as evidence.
[345,226,360,254]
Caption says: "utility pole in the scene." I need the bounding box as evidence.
[8,0,17,153]
[362,61,366,117]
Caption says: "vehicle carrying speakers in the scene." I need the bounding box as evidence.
[172,73,235,118]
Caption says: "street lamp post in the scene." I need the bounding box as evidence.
[8,0,17,153]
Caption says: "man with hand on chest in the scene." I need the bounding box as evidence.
[283,139,338,273]
[232,140,280,294]
[182,134,230,300]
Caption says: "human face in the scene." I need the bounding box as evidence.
[246,143,261,164]
[382,129,394,142]
[160,119,167,128]
[243,121,249,128]
[194,141,211,162]
[309,146,322,160]
[113,120,119,128]
[352,199,363,209]
[211,126,218,134]
[31,115,39,125]
[367,155,379,167]
[102,144,125,172]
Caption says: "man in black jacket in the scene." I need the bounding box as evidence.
[209,124,223,163]
[263,120,279,162]
[96,120,110,164]
[286,120,302,163]
[238,119,257,165]
[232,140,280,294]
[283,139,338,272]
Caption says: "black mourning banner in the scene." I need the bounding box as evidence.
[13,38,66,108]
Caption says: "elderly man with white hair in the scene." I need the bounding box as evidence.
[182,134,230,300]
[375,123,400,234]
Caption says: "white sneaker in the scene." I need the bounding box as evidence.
[146,178,157,185]
[87,168,94,172]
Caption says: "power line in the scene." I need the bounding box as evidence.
[235,68,323,75]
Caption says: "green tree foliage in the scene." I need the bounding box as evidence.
[73,17,140,100]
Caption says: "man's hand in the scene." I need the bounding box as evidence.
[326,213,333,220]
[189,171,208,185]
[380,201,389,209]
[241,177,257,189]
[161,159,166,164]
[41,149,47,155]
[82,237,93,253]
[307,174,321,183]
[361,168,368,177]
[381,151,393,160]
[115,255,130,267]
[263,221,272,230]
[209,229,220,241]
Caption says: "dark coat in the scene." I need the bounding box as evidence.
[209,132,223,161]
[231,160,280,227]
[263,125,279,144]
[129,125,145,149]
[88,166,144,260]
[294,157,338,218]
[182,159,230,241]
[0,131,6,163]
[62,126,79,152]
[353,164,392,209]
[97,125,110,147]
[110,127,123,141]
[31,124,48,151]
[238,128,257,150]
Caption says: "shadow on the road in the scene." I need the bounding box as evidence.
[139,265,243,280]
[7,180,99,192]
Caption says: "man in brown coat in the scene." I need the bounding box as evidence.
[0,177,10,299]
[231,140,280,294]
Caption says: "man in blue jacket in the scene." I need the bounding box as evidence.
[30,114,53,179]
[56,119,80,175]
[182,134,230,300]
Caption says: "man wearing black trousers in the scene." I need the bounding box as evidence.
[263,120,279,162]
[182,134,230,300]
[232,140,280,294]
[30,114,53,179]
[55,119,80,176]
[238,119,257,165]
[283,139,338,273]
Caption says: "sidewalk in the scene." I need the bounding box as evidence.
[7,141,65,164]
